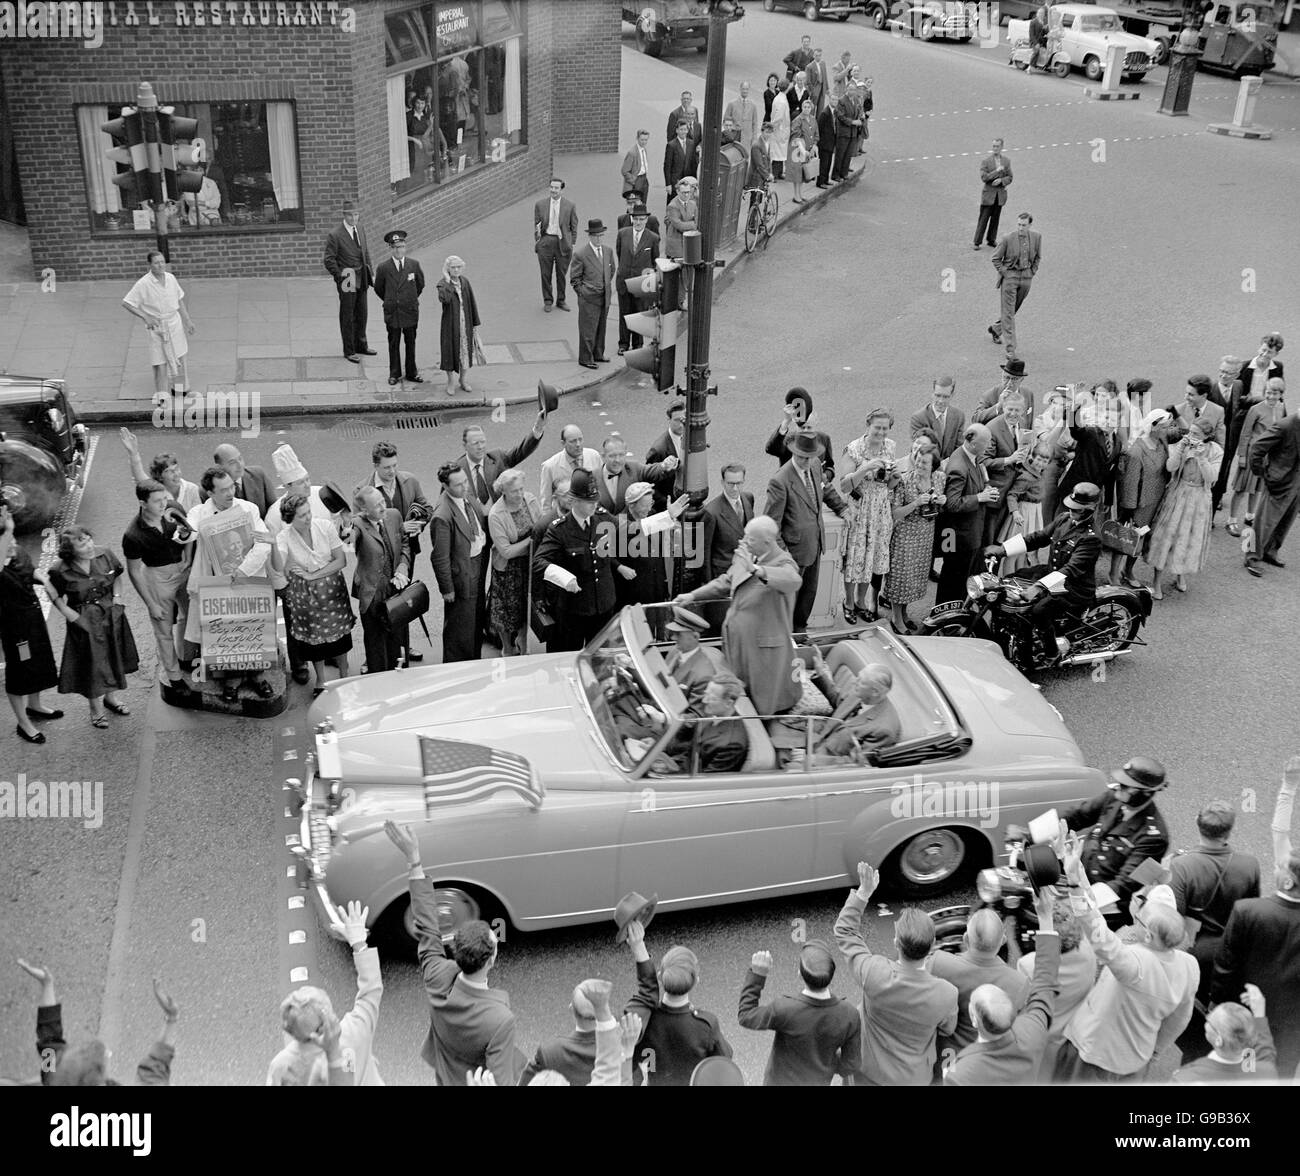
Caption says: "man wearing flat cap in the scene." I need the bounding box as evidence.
[373,229,425,387]
[569,219,617,369]
[662,606,725,712]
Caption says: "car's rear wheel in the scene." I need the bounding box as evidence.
[870,4,887,30]
[376,883,499,955]
[635,21,664,57]
[0,439,66,534]
[886,827,976,898]
[921,17,937,39]
[1152,35,1171,65]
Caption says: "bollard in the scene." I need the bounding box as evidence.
[1208,74,1273,138]
[1086,42,1141,100]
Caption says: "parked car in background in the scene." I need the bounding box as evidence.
[888,1,978,39]
[289,604,1104,947]
[763,0,863,19]
[622,0,742,56]
[1010,4,1160,79]
[0,376,87,534]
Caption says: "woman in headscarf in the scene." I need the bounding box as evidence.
[437,255,482,396]
[1108,409,1175,588]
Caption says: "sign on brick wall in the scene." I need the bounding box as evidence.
[101,1,357,29]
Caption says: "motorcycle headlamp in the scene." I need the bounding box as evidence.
[966,572,998,599]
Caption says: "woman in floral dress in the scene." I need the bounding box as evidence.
[839,408,896,623]
[1147,416,1222,600]
[883,431,945,634]
[487,469,541,656]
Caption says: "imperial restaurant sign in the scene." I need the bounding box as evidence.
[0,0,357,41]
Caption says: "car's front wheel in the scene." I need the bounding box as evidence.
[886,827,976,898]
[1083,54,1103,80]
[870,3,887,30]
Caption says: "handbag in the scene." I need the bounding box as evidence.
[383,579,430,629]
[1100,518,1143,556]
[529,597,556,643]
[789,141,808,164]
[802,159,819,182]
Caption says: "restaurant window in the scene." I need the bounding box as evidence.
[79,101,302,235]
[386,1,525,199]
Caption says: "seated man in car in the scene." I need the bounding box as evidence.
[653,673,750,775]
[593,652,667,752]
[663,605,727,714]
[810,664,901,764]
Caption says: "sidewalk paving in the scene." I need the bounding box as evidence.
[0,45,867,424]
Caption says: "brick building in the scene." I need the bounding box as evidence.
[0,0,622,281]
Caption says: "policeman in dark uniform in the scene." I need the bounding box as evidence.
[1060,755,1171,928]
[533,469,635,651]
[372,229,425,387]
[986,480,1102,664]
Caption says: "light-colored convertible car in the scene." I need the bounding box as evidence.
[288,606,1102,944]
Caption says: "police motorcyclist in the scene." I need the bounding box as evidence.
[985,481,1103,667]
[1060,756,1171,928]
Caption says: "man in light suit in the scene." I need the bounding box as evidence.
[539,425,602,512]
[982,393,1029,546]
[569,219,617,369]
[372,229,425,386]
[533,177,578,313]
[936,423,998,606]
[457,413,546,508]
[973,138,1013,250]
[675,515,802,716]
[663,120,699,204]
[646,400,688,510]
[322,199,376,363]
[805,47,830,113]
[763,430,849,638]
[385,823,522,1087]
[988,212,1041,361]
[350,485,412,674]
[615,204,660,356]
[360,442,432,649]
[430,463,488,664]
[1246,412,1300,577]
[596,435,675,516]
[909,377,966,461]
[1170,375,1226,448]
[620,129,653,203]
[700,462,754,634]
[723,81,760,151]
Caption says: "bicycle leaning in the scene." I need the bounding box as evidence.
[742,181,779,253]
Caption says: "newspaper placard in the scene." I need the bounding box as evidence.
[197,584,278,672]
[198,511,255,577]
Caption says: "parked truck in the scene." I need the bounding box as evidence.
[623,1,743,57]
[1105,0,1278,72]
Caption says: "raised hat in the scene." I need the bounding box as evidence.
[586,218,606,234]
[318,481,349,516]
[788,430,822,458]
[691,1057,746,1086]
[383,229,408,246]
[271,444,308,487]
[665,605,709,634]
[537,380,560,415]
[1063,482,1101,510]
[1001,358,1028,376]
[612,891,658,943]
[1110,755,1167,793]
[568,469,598,501]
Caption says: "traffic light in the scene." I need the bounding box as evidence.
[624,261,682,393]
[158,110,204,200]
[102,107,148,205]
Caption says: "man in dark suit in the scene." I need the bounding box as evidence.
[210,443,275,517]
[596,435,675,516]
[569,219,617,369]
[661,673,750,774]
[909,376,966,461]
[615,205,660,356]
[533,177,578,313]
[936,423,999,607]
[1222,336,1285,514]
[700,462,754,633]
[430,463,488,663]
[664,90,701,146]
[815,104,837,189]
[784,33,814,81]
[372,229,425,386]
[620,129,652,203]
[1246,412,1300,576]
[385,823,522,1087]
[1238,332,1285,401]
[533,469,634,651]
[982,392,1029,546]
[457,412,546,508]
[988,212,1041,361]
[663,120,699,204]
[360,442,432,654]
[350,485,412,674]
[1043,417,1110,524]
[617,191,660,236]
[987,482,1103,664]
[1169,376,1226,448]
[763,430,848,637]
[973,138,1012,250]
[748,123,774,205]
[322,200,376,363]
[646,400,688,510]
[1211,848,1300,1078]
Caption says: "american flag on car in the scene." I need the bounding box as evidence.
[420,737,542,813]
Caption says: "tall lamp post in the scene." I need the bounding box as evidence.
[677,0,742,593]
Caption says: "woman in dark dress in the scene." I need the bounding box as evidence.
[40,526,139,728]
[486,469,541,656]
[1,512,63,744]
[763,73,780,123]
[437,255,482,396]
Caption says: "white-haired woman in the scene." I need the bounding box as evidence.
[487,469,540,655]
[437,255,482,396]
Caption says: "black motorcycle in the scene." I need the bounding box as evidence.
[918,558,1151,673]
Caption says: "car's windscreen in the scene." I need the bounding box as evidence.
[577,622,677,770]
